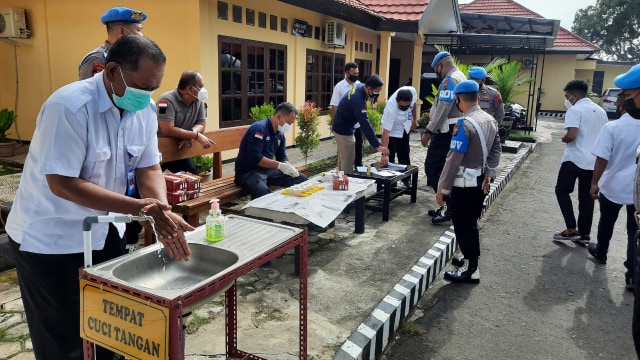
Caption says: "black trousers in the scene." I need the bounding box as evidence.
[634,230,640,356]
[554,161,594,235]
[424,127,453,192]
[450,179,485,269]
[354,128,363,167]
[595,194,637,274]
[9,224,126,360]
[388,131,411,166]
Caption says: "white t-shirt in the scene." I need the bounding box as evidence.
[591,113,640,204]
[381,86,418,137]
[562,97,607,170]
[6,74,161,254]
[331,79,360,128]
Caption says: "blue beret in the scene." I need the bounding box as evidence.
[468,66,487,80]
[453,80,480,94]
[101,7,147,25]
[614,64,640,90]
[431,51,451,68]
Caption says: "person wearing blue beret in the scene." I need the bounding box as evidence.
[436,80,502,283]
[422,51,467,224]
[614,63,640,357]
[78,7,147,80]
[468,66,504,126]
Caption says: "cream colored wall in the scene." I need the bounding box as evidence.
[597,63,632,91]
[392,41,414,89]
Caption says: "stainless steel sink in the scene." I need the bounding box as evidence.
[111,243,239,290]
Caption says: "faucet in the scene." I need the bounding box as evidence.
[82,213,155,267]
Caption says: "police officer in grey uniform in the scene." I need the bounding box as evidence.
[468,66,505,125]
[78,7,147,80]
[436,80,502,283]
[157,70,214,174]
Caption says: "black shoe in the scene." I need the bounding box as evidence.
[626,273,635,292]
[450,256,465,267]
[587,243,607,264]
[572,234,590,246]
[428,206,444,217]
[432,212,451,224]
[444,268,480,283]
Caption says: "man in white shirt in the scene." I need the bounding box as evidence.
[330,62,363,167]
[7,36,192,360]
[553,80,607,242]
[587,87,640,292]
[380,86,418,187]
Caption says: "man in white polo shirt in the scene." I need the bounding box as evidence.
[330,62,363,167]
[552,80,607,243]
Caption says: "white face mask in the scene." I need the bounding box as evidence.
[197,87,208,101]
[278,121,291,134]
[564,99,573,110]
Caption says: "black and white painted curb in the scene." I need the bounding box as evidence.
[333,143,535,360]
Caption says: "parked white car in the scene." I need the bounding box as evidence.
[598,88,621,119]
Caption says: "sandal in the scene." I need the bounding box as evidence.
[553,229,580,241]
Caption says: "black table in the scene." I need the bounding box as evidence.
[348,163,419,221]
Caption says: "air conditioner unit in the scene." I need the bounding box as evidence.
[324,21,346,47]
[522,58,536,68]
[0,8,28,38]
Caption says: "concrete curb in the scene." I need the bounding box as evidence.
[333,143,535,360]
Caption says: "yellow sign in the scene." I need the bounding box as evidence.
[80,279,169,359]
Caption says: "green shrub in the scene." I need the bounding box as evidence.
[249,102,275,121]
[295,101,321,166]
[192,155,213,175]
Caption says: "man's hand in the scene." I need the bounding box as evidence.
[590,184,600,199]
[435,192,444,206]
[377,146,389,157]
[482,177,492,195]
[141,202,192,261]
[178,139,193,150]
[196,133,214,149]
[381,154,389,166]
[421,132,431,148]
[277,162,299,177]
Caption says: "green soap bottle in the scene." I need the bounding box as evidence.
[205,199,225,242]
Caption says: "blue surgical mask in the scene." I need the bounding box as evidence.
[111,66,153,112]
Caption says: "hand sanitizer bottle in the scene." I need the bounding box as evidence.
[206,199,225,242]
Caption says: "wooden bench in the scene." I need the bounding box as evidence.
[145,125,308,245]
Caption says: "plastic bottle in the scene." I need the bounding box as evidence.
[205,199,225,242]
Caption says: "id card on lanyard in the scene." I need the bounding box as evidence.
[126,151,137,196]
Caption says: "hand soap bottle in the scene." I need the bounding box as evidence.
[205,199,225,242]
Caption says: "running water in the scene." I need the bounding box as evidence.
[149,222,168,271]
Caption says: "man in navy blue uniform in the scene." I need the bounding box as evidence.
[235,102,307,199]
[332,74,389,172]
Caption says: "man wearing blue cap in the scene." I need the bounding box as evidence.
[422,51,466,224]
[468,66,504,126]
[78,6,147,80]
[435,80,501,283]
[611,63,640,356]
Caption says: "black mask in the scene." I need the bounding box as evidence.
[348,74,359,82]
[624,98,640,119]
[398,105,410,111]
[455,98,462,113]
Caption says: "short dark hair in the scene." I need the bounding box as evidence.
[365,74,384,89]
[275,102,298,116]
[177,70,199,90]
[105,35,166,72]
[458,92,478,102]
[563,80,589,94]
[344,62,358,73]
[396,89,413,102]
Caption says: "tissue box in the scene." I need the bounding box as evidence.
[167,190,188,205]
[175,171,202,191]
[332,175,349,191]
[164,174,187,192]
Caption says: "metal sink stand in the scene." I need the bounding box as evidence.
[80,217,308,360]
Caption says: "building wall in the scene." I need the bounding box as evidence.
[596,63,632,91]
[0,0,379,145]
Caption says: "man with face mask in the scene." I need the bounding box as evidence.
[422,51,466,224]
[552,80,607,243]
[7,35,192,360]
[157,70,214,174]
[332,74,390,172]
[468,66,504,126]
[612,64,640,357]
[234,102,307,199]
[436,80,501,283]
[586,73,640,291]
[331,62,364,168]
[79,6,146,80]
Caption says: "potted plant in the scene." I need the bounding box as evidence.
[295,101,321,166]
[192,155,214,181]
[0,108,17,157]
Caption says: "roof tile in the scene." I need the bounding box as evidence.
[360,0,429,21]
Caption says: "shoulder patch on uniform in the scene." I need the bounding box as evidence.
[91,62,105,74]
[158,100,168,114]
[495,93,503,103]
[361,108,367,113]
[255,132,264,140]
[450,119,468,153]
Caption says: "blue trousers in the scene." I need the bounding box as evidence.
[236,168,307,199]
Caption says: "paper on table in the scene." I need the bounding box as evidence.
[376,169,404,177]
[356,166,378,174]
[386,163,407,171]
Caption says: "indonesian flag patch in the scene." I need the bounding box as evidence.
[158,100,168,114]
[361,108,367,113]
[255,132,264,140]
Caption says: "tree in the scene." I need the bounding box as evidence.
[489,61,534,106]
[295,101,321,166]
[572,0,640,61]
